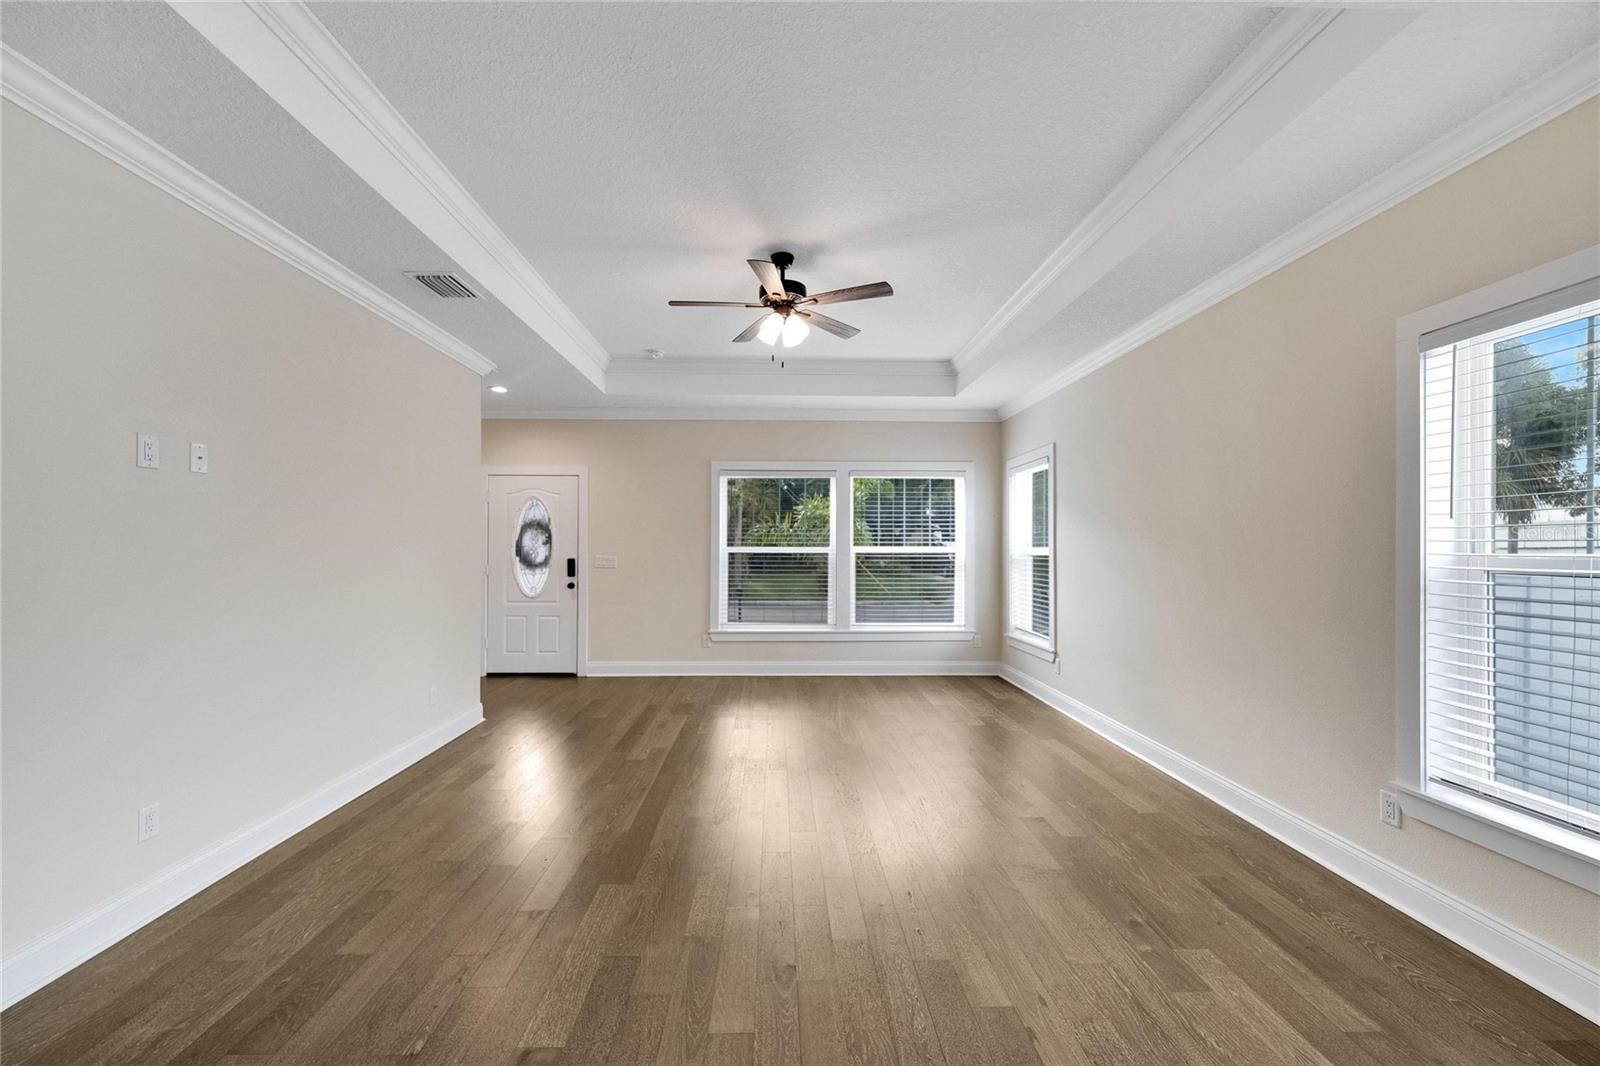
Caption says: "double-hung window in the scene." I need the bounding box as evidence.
[712,462,973,639]
[1006,446,1054,659]
[852,475,964,627]
[1401,253,1600,889]
[720,474,835,629]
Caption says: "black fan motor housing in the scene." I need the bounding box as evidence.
[760,278,806,301]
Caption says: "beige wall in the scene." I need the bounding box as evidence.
[482,419,1002,665]
[1,104,484,954]
[1002,100,1600,963]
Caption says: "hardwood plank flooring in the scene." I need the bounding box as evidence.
[3,675,1595,1065]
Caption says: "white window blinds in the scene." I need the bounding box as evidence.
[1421,296,1600,836]
[1007,450,1053,648]
[720,475,835,628]
[851,476,965,627]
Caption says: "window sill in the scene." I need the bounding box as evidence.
[1396,782,1600,894]
[1006,633,1056,662]
[709,629,977,643]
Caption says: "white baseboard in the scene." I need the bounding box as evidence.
[996,666,1600,1023]
[0,704,484,1010]
[586,659,1002,677]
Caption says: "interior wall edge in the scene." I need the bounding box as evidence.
[0,704,484,1012]
[997,666,1600,1023]
[0,44,496,378]
[995,45,1600,422]
[584,660,1004,677]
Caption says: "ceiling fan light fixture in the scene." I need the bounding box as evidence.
[757,312,784,346]
[781,314,810,348]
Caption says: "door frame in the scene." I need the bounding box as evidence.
[483,466,589,677]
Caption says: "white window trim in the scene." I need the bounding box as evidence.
[1005,444,1057,663]
[1395,245,1600,894]
[709,460,977,642]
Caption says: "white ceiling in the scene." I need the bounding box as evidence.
[3,2,1596,418]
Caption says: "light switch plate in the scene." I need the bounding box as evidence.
[136,432,159,469]
[595,554,618,569]
[190,442,209,473]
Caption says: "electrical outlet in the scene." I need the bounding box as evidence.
[1378,789,1401,828]
[701,634,712,648]
[136,432,159,469]
[972,634,982,648]
[189,442,209,473]
[138,802,161,843]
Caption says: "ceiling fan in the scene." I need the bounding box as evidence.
[668,251,893,349]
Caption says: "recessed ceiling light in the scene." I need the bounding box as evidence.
[488,384,508,394]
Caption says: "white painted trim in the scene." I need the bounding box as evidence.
[483,407,1001,423]
[0,704,484,1010]
[708,629,977,643]
[1004,444,1057,658]
[998,45,1600,420]
[1392,248,1600,893]
[587,660,1001,677]
[484,467,590,677]
[1399,784,1599,894]
[607,357,958,400]
[606,356,956,379]
[996,666,1600,1023]
[0,45,496,378]
[955,8,1414,389]
[1006,634,1056,663]
[168,0,609,389]
[709,460,979,640]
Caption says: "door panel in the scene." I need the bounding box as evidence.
[487,474,578,673]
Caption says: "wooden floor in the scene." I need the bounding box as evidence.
[4,676,1596,1065]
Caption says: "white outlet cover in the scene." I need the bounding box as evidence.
[190,442,209,473]
[136,432,159,469]
[138,802,161,842]
[1378,789,1401,828]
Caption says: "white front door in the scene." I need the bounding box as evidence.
[487,474,579,673]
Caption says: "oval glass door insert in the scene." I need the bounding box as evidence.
[514,496,552,597]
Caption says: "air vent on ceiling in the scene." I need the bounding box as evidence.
[407,272,478,299]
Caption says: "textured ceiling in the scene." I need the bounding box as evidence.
[3,2,1595,416]
[307,2,1272,364]
[967,3,1600,409]
[0,0,604,409]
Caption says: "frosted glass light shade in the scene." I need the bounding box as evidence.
[781,314,810,348]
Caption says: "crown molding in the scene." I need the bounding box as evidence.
[606,355,957,399]
[605,355,954,378]
[0,45,496,378]
[168,0,610,390]
[997,43,1600,421]
[952,7,1415,391]
[482,406,1000,423]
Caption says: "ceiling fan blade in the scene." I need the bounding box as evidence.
[803,281,893,306]
[748,259,786,299]
[798,310,860,339]
[732,314,770,343]
[668,300,766,307]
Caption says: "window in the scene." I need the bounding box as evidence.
[720,475,835,629]
[1399,254,1600,890]
[852,476,963,626]
[1422,295,1600,837]
[712,462,973,639]
[1007,446,1054,658]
